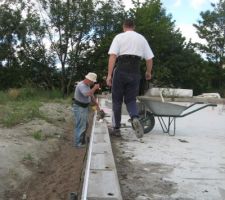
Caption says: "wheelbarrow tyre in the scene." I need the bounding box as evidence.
[139,111,155,134]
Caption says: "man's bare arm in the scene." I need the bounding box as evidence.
[145,59,153,80]
[85,84,100,96]
[106,54,117,86]
[91,95,100,111]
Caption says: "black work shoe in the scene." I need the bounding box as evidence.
[132,118,144,138]
[108,127,121,137]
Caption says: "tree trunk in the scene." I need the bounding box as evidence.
[61,63,66,97]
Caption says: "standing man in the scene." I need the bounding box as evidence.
[106,19,154,138]
[73,72,100,148]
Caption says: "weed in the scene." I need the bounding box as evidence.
[8,168,19,178]
[1,101,43,127]
[0,87,69,127]
[32,130,45,141]
[0,87,64,104]
[0,91,8,104]
[23,153,33,161]
[8,88,20,99]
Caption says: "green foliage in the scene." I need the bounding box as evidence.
[194,0,225,65]
[36,0,96,95]
[32,130,45,141]
[131,1,191,87]
[0,0,224,96]
[17,87,62,100]
[193,0,225,94]
[23,153,33,161]
[8,168,19,178]
[82,0,126,90]
[127,0,221,95]
[0,101,42,127]
[0,91,8,104]
[0,1,58,90]
[0,87,62,102]
[0,87,64,127]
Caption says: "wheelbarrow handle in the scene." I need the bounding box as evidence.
[185,102,217,110]
[181,103,217,117]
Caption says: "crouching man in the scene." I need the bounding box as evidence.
[73,72,100,148]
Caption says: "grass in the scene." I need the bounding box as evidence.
[8,168,19,178]
[23,153,34,161]
[0,87,71,127]
[0,91,9,104]
[0,101,43,127]
[32,130,45,141]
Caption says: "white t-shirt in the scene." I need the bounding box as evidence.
[108,31,154,60]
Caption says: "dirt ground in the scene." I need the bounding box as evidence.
[0,103,92,200]
[111,137,177,200]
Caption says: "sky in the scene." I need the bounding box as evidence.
[122,0,219,43]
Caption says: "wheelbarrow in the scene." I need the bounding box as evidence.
[137,96,217,136]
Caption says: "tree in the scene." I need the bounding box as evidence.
[1,0,222,96]
[128,0,212,95]
[0,4,23,88]
[36,0,95,95]
[194,0,225,66]
[79,0,126,90]
[130,1,183,85]
[0,1,58,90]
[194,0,225,93]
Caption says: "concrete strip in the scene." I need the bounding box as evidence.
[87,170,122,200]
[219,188,225,200]
[92,143,112,154]
[90,153,115,170]
[84,120,122,200]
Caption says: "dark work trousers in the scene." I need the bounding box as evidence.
[111,61,141,129]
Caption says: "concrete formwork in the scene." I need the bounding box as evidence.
[81,115,122,200]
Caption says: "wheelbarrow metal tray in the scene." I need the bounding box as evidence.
[137,96,217,135]
[137,96,187,116]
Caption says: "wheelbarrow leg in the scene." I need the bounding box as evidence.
[157,116,176,136]
[170,117,176,136]
[157,116,169,133]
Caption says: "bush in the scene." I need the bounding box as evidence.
[32,130,45,141]
[0,87,66,127]
[0,87,63,102]
[8,88,20,99]
[41,89,63,99]
[19,87,36,100]
[1,101,43,127]
[0,91,8,104]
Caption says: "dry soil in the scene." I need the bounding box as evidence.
[0,102,91,200]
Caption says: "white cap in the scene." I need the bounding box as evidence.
[85,72,97,82]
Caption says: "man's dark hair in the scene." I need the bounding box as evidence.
[123,19,135,28]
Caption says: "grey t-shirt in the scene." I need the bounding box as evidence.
[74,81,91,103]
